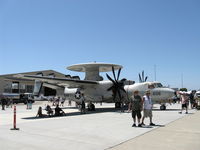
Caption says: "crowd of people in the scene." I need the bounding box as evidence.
[36,104,66,117]
[178,90,198,114]
[0,97,13,110]
[128,90,199,127]
[1,90,199,123]
[35,95,86,118]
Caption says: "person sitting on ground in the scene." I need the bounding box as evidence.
[45,104,53,116]
[36,106,44,117]
[55,105,65,116]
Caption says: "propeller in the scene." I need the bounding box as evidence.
[138,70,148,82]
[106,66,127,102]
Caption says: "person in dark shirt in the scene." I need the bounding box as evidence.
[129,90,143,127]
[45,105,53,116]
[1,97,7,110]
[189,91,196,109]
[55,105,65,116]
[80,93,86,114]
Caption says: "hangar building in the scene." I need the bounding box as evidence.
[0,70,66,96]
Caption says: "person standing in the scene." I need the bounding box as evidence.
[189,91,196,109]
[179,91,189,114]
[80,93,86,114]
[60,97,65,107]
[1,97,7,110]
[141,90,155,126]
[129,90,143,127]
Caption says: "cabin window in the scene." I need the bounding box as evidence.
[152,91,161,95]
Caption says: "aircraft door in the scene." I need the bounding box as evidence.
[33,80,43,96]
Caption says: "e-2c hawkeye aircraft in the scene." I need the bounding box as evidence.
[14,62,175,110]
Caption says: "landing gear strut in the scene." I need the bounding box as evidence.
[115,102,121,108]
[160,104,166,110]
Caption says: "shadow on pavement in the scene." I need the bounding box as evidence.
[22,107,127,120]
[152,109,180,111]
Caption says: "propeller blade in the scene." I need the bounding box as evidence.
[119,86,126,93]
[117,68,121,81]
[142,70,144,82]
[139,73,142,82]
[117,90,122,102]
[112,66,117,82]
[106,73,116,85]
[145,76,148,82]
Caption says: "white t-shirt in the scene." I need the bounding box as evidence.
[143,95,152,110]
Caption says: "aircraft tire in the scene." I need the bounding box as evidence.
[160,105,166,110]
[115,102,121,108]
[88,103,95,111]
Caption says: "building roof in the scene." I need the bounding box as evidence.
[0,70,65,77]
[0,70,66,83]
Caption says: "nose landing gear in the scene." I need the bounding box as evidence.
[160,104,166,110]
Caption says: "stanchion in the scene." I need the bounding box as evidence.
[10,105,20,130]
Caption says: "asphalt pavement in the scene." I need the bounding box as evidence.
[0,102,198,150]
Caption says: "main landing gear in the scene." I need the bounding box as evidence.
[115,102,121,108]
[160,104,166,110]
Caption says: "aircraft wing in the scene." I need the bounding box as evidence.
[13,74,98,88]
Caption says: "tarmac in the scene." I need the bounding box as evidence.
[0,102,199,150]
[108,108,200,150]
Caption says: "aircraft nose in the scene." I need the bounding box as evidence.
[168,89,175,98]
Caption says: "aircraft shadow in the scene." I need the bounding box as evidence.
[22,107,127,120]
[152,109,180,111]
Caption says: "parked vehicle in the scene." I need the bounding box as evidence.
[0,93,35,104]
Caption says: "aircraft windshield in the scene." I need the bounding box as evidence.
[154,83,163,88]
[148,83,163,89]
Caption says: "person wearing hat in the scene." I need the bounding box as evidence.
[129,90,143,127]
[178,91,189,114]
[141,90,155,126]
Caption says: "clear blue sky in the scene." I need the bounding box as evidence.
[0,0,200,90]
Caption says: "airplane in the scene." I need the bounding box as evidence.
[14,62,175,110]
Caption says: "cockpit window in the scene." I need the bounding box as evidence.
[148,84,155,89]
[148,83,163,89]
[154,83,163,88]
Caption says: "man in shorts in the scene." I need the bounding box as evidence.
[129,90,143,127]
[179,91,189,114]
[141,90,155,126]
